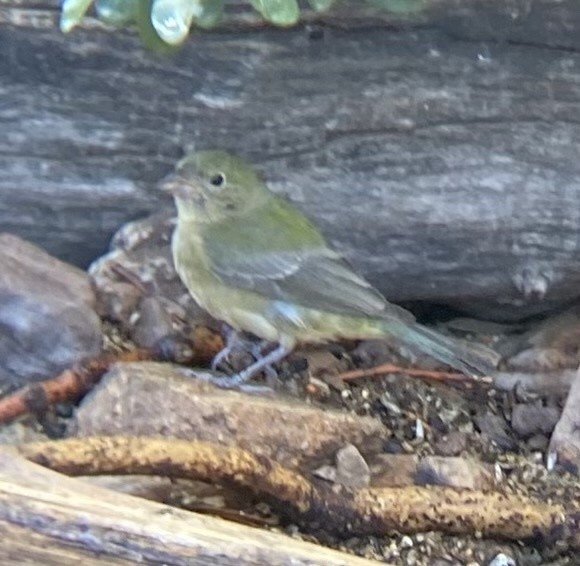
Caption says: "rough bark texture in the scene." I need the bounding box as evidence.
[2,1,580,319]
[0,447,379,565]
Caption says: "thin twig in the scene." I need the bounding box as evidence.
[0,350,154,424]
[338,363,492,384]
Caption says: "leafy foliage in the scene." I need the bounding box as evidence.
[60,0,425,50]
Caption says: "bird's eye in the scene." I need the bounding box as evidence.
[209,173,226,188]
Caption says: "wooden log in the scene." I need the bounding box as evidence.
[0,446,379,565]
[3,1,580,318]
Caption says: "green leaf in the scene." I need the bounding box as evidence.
[95,0,138,26]
[249,0,300,26]
[367,0,425,15]
[151,0,197,45]
[60,0,94,32]
[194,0,224,30]
[307,0,336,12]
[136,0,181,53]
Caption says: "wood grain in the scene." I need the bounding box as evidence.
[2,1,580,319]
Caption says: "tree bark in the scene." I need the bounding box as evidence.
[2,1,580,319]
[0,446,379,565]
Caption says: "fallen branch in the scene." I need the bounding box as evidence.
[0,324,224,425]
[19,436,580,548]
[0,350,154,424]
[0,447,376,565]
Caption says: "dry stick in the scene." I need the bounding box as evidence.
[0,324,224,425]
[338,363,493,385]
[0,350,155,425]
[19,436,579,548]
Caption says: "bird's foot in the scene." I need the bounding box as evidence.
[177,367,274,395]
[210,328,257,371]
[211,329,280,381]
[223,344,290,386]
[204,343,291,389]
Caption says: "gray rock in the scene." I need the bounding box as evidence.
[510,404,561,438]
[130,296,175,350]
[0,233,102,393]
[334,444,371,488]
[434,431,468,457]
[474,412,518,451]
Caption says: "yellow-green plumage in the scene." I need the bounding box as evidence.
[165,150,498,384]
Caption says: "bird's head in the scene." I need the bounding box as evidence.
[161,150,270,222]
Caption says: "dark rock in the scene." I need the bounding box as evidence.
[492,370,575,397]
[526,434,549,452]
[474,412,518,451]
[510,404,561,438]
[434,431,468,457]
[0,234,102,393]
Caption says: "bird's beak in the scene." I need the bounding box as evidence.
[160,173,186,196]
[160,173,206,207]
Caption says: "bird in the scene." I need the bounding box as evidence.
[162,150,498,386]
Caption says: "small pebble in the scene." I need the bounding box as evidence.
[488,552,516,566]
[400,535,414,549]
[415,419,425,441]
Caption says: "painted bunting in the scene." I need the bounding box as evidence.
[163,150,498,385]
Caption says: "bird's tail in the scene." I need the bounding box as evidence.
[386,320,500,377]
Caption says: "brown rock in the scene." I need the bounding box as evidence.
[0,233,102,393]
[70,361,388,471]
[371,454,419,487]
[89,212,204,336]
[415,456,499,490]
[371,454,498,490]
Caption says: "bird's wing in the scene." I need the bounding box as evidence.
[201,197,414,322]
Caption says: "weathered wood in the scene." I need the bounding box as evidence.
[3,1,580,318]
[0,447,379,565]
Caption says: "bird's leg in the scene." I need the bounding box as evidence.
[211,325,264,371]
[211,326,241,370]
[204,343,292,388]
[211,326,281,380]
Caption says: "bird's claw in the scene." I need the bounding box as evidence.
[211,330,280,381]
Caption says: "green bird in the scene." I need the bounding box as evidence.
[163,150,498,386]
